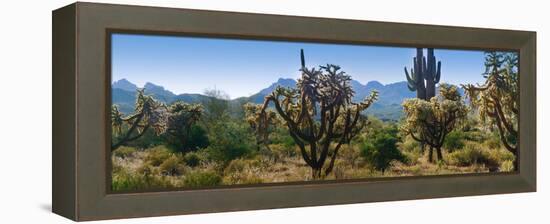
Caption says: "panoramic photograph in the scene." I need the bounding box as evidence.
[109,33,519,192]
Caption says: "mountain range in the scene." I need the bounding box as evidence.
[112,78,437,121]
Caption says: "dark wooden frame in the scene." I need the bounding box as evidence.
[53,2,536,221]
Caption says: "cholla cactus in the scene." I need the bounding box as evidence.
[257,49,378,179]
[164,101,203,151]
[243,103,279,150]
[401,83,467,162]
[111,89,168,150]
[462,51,518,170]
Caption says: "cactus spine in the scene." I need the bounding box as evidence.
[404,48,441,100]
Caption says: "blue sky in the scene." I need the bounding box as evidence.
[112,33,490,99]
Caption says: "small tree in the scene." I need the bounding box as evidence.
[111,89,168,150]
[257,49,378,179]
[462,51,519,169]
[401,84,467,162]
[164,101,204,152]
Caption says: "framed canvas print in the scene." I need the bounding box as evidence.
[52,2,536,221]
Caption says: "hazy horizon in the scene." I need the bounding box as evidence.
[112,33,492,99]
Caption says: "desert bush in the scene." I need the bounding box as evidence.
[183,170,222,188]
[206,121,254,163]
[165,125,209,153]
[499,160,515,172]
[447,143,497,167]
[399,136,421,152]
[159,154,187,176]
[224,159,247,174]
[223,169,264,185]
[270,143,296,158]
[112,168,173,191]
[339,144,362,168]
[401,149,422,165]
[483,135,502,149]
[222,158,266,184]
[443,131,465,152]
[112,146,137,158]
[144,145,173,166]
[136,163,154,176]
[360,131,405,173]
[124,129,165,149]
[183,151,202,167]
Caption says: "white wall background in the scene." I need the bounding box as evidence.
[0,0,547,223]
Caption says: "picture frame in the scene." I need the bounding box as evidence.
[52,2,536,221]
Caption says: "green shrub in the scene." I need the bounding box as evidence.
[486,148,515,164]
[400,136,420,152]
[136,163,154,176]
[183,171,222,188]
[499,160,515,172]
[360,132,405,173]
[270,143,296,159]
[484,135,502,149]
[224,159,247,174]
[165,125,210,153]
[126,129,165,149]
[443,131,465,152]
[112,169,173,191]
[183,151,202,167]
[112,146,137,158]
[448,143,497,167]
[224,173,263,185]
[206,122,253,163]
[144,146,173,166]
[159,155,186,176]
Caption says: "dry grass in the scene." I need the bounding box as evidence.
[112,141,512,191]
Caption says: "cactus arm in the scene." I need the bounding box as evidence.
[405,67,417,91]
[435,61,441,83]
[300,49,305,68]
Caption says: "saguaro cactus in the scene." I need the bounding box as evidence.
[404,48,441,100]
[425,48,442,99]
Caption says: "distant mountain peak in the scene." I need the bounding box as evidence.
[259,78,297,95]
[143,82,175,99]
[112,78,137,92]
[365,80,384,89]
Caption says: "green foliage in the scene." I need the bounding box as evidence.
[223,159,264,185]
[112,146,137,158]
[112,168,173,191]
[144,146,173,166]
[163,102,204,152]
[159,154,187,176]
[202,88,231,127]
[447,143,495,167]
[206,121,254,163]
[184,125,210,150]
[360,130,405,173]
[500,160,514,172]
[183,170,222,188]
[400,136,421,152]
[183,151,202,167]
[443,131,466,152]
